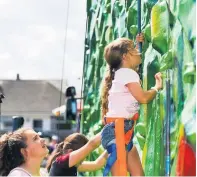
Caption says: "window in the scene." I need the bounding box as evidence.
[33,120,43,131]
[56,123,71,130]
[1,116,12,131]
[51,116,64,120]
[4,121,12,127]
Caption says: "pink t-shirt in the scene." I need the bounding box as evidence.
[106,68,140,118]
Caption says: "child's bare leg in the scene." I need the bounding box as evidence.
[127,145,144,176]
[110,161,120,176]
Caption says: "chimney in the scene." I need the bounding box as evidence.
[16,74,20,81]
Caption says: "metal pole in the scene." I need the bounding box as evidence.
[165,0,171,175]
[137,0,143,80]
[137,0,142,53]
[0,93,5,132]
[165,70,170,176]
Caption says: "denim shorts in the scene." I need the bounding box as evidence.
[101,119,134,149]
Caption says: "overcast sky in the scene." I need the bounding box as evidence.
[0,0,87,92]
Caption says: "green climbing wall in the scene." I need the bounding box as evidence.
[81,0,196,176]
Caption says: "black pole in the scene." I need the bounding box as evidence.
[137,0,142,53]
[137,0,143,80]
[0,93,5,131]
[165,70,170,176]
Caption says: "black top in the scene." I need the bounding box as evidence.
[49,153,77,176]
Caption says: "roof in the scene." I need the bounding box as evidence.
[0,80,66,114]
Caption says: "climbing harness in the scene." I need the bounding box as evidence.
[103,113,139,176]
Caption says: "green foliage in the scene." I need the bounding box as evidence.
[82,0,196,176]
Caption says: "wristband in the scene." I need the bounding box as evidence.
[151,87,158,93]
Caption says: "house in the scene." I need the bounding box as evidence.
[0,74,77,139]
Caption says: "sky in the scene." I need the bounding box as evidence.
[0,0,87,93]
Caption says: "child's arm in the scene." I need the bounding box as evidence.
[77,151,108,172]
[127,72,163,104]
[69,133,101,167]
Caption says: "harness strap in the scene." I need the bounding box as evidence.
[103,113,139,176]
[103,144,117,176]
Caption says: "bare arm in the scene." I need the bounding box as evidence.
[77,151,108,172]
[126,82,157,104]
[69,133,101,167]
[126,72,163,104]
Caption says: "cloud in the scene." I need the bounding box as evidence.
[0,0,10,5]
[8,24,63,59]
[0,52,12,61]
[27,25,57,42]
[0,0,87,95]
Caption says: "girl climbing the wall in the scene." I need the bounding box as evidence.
[101,34,163,176]
[47,132,108,176]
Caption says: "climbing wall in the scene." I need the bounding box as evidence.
[81,0,196,176]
